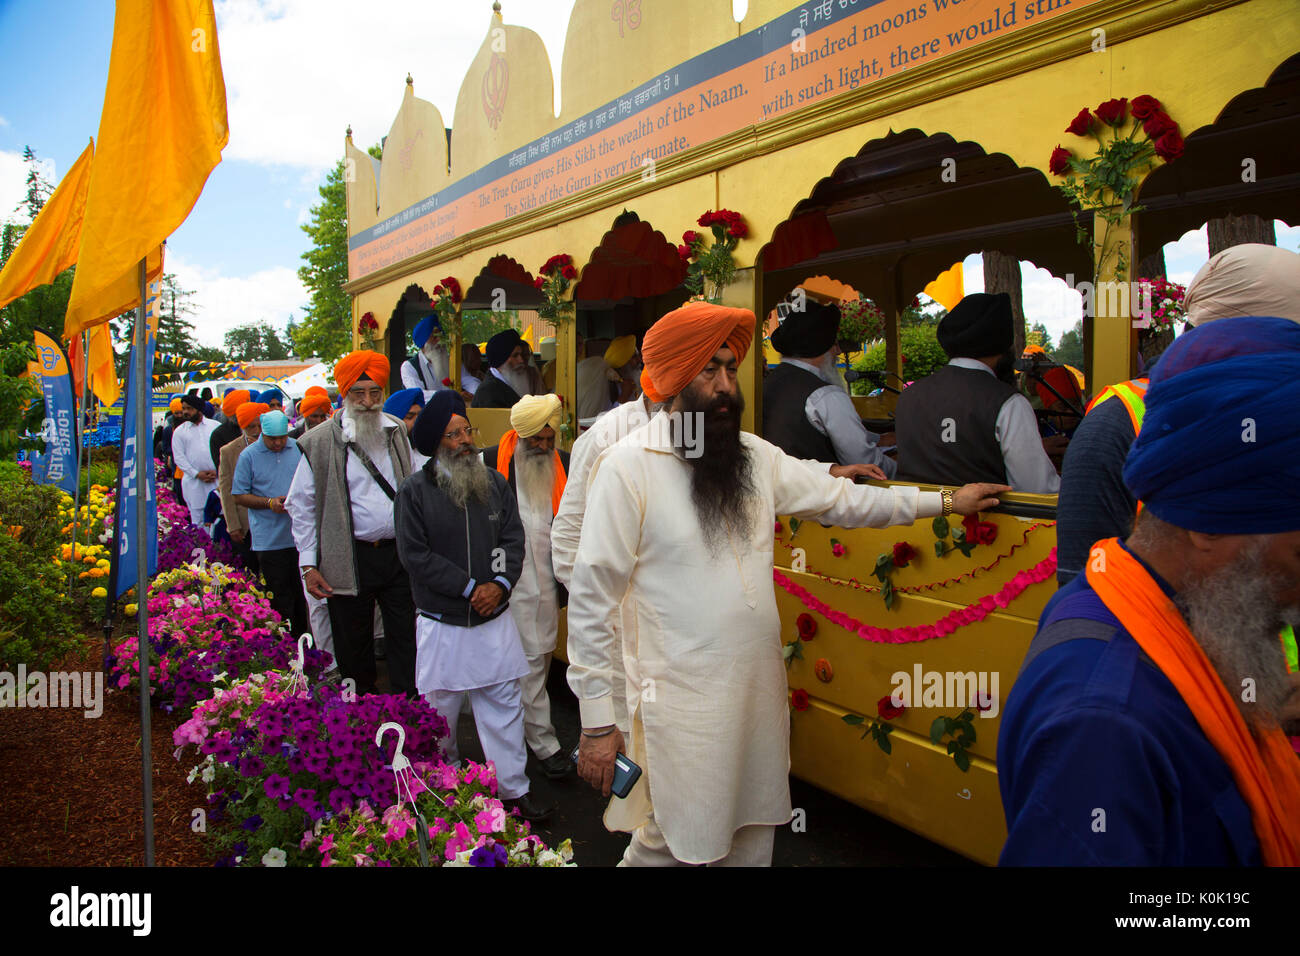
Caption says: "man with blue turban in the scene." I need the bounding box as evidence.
[256,388,284,412]
[999,316,1300,866]
[401,314,449,396]
[384,387,428,468]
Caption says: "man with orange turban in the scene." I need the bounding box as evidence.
[291,386,333,438]
[286,384,336,658]
[569,300,1009,866]
[211,388,251,468]
[286,350,417,696]
[481,394,572,779]
[217,401,268,572]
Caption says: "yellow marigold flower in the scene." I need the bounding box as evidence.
[125,603,138,616]
[91,587,108,598]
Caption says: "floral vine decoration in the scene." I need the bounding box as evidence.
[357,312,379,350]
[431,276,463,341]
[1134,275,1188,334]
[680,209,748,302]
[933,514,997,558]
[842,694,906,754]
[872,541,917,610]
[783,613,817,666]
[930,709,977,772]
[554,392,576,444]
[535,254,578,323]
[1048,95,1184,282]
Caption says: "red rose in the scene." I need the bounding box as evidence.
[791,689,810,711]
[796,613,817,641]
[677,244,691,260]
[1153,130,1184,162]
[442,277,462,303]
[533,276,546,290]
[1142,110,1177,139]
[433,285,444,296]
[962,512,980,539]
[697,210,716,227]
[1065,108,1094,136]
[877,694,906,720]
[1130,94,1162,120]
[976,522,998,546]
[441,377,452,387]
[1095,97,1127,126]
[562,264,578,280]
[831,542,846,557]
[1048,145,1072,176]
[774,519,783,534]
[682,229,699,245]
[891,541,917,568]
[728,220,748,239]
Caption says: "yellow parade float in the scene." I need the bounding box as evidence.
[340,0,1300,862]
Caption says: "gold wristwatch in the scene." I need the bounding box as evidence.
[941,489,954,516]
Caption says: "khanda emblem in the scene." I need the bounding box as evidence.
[482,52,508,130]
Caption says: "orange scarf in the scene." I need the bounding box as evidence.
[1087,538,1300,865]
[495,430,566,515]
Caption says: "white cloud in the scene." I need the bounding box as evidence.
[214,0,577,174]
[0,115,10,128]
[0,149,56,226]
[166,251,308,349]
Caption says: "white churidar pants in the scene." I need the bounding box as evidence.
[620,818,775,867]
[427,680,531,801]
[520,652,560,760]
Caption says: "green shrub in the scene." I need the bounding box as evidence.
[0,469,79,669]
[851,326,950,393]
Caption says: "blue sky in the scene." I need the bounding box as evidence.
[0,0,1293,350]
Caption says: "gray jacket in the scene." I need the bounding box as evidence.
[295,413,412,596]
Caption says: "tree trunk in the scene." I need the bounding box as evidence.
[982,250,1025,356]
[1207,214,1275,257]
[1137,247,1166,281]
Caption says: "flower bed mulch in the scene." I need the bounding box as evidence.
[0,633,206,866]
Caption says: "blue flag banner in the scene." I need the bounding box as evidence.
[110,279,161,599]
[31,328,79,497]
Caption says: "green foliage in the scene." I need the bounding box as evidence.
[930,710,977,773]
[836,296,885,348]
[0,341,43,458]
[1027,321,1052,352]
[850,325,950,393]
[293,160,352,363]
[223,323,290,362]
[460,310,516,346]
[0,469,79,670]
[1053,320,1084,369]
[0,147,75,353]
[841,713,894,754]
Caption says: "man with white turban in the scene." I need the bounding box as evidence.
[482,394,572,779]
[172,393,221,526]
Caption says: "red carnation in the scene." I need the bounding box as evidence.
[678,244,692,260]
[682,229,699,245]
[1142,110,1177,139]
[1095,97,1127,127]
[975,522,998,546]
[1048,145,1072,177]
[796,613,817,641]
[1065,108,1094,136]
[697,210,717,227]
[433,285,444,296]
[441,277,462,303]
[728,220,748,239]
[877,695,906,720]
[790,689,810,711]
[533,276,546,290]
[562,264,578,280]
[1153,130,1184,162]
[891,541,917,568]
[1130,94,1162,120]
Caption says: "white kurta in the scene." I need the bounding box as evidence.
[171,417,220,524]
[566,412,942,864]
[415,613,529,693]
[508,475,559,657]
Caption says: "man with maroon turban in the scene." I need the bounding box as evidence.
[569,301,1008,866]
[285,350,417,696]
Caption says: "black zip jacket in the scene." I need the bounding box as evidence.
[394,461,525,627]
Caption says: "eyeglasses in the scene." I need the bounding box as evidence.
[347,386,384,401]
[444,426,480,442]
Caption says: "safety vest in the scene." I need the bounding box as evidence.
[1085,378,1148,434]
[1086,377,1298,677]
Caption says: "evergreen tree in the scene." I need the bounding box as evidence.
[224,322,291,361]
[1053,320,1085,368]
[0,147,71,350]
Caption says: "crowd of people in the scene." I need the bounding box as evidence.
[150,241,1300,865]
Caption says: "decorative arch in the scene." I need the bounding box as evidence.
[462,254,545,311]
[385,283,434,390]
[572,217,687,305]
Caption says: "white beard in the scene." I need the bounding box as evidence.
[343,398,387,455]
[436,446,492,510]
[503,364,533,396]
[814,353,850,393]
[517,445,555,507]
[421,342,450,385]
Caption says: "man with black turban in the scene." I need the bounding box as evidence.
[764,299,896,476]
[894,292,1061,493]
[471,328,527,409]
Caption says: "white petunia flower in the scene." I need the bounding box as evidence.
[262,848,287,867]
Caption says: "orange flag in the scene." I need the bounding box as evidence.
[0,141,93,310]
[923,262,965,312]
[65,0,227,336]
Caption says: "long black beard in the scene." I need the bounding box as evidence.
[994,350,1017,385]
[673,387,754,557]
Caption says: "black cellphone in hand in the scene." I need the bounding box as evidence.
[571,744,643,799]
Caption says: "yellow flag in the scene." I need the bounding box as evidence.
[924,263,965,312]
[85,324,122,407]
[0,141,94,310]
[65,0,227,336]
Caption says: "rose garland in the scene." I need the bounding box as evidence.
[431,276,463,342]
[535,254,577,323]
[773,548,1057,645]
[1049,94,1183,282]
[680,209,747,302]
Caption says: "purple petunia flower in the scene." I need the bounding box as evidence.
[264,774,291,799]
[469,843,509,867]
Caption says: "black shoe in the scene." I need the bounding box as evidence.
[538,750,573,780]
[504,792,554,823]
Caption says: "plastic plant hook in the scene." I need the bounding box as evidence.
[287,633,313,695]
[375,721,431,865]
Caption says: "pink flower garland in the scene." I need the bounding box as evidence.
[773,549,1057,644]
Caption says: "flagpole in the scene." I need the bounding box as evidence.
[67,334,91,591]
[134,257,155,867]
